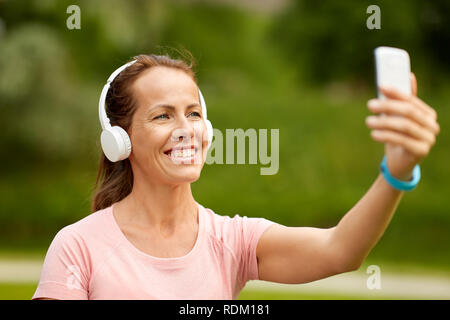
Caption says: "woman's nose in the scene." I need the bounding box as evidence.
[171,116,195,142]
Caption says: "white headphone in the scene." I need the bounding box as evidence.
[98,59,214,162]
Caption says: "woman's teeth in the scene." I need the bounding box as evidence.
[165,148,197,161]
[171,149,195,158]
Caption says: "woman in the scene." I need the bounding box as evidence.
[32,53,440,300]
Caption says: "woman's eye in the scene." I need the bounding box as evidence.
[190,112,201,118]
[154,114,169,120]
[153,112,200,120]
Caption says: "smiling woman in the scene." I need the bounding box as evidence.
[93,53,204,211]
[31,50,440,300]
[31,52,279,300]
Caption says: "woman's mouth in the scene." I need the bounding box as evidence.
[164,146,199,164]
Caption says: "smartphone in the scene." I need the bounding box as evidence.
[373,46,411,155]
[374,46,411,100]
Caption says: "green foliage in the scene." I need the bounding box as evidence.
[238,288,402,300]
[0,0,448,270]
[0,282,407,300]
[269,0,450,88]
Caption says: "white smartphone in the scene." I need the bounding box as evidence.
[373,46,411,155]
[374,46,411,100]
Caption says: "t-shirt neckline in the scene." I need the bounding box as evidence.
[108,201,204,266]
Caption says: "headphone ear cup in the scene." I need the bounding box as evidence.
[100,126,132,162]
[115,126,132,158]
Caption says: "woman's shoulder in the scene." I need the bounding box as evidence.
[201,204,274,241]
[200,205,233,233]
[202,204,269,228]
[51,205,116,249]
[200,208,265,239]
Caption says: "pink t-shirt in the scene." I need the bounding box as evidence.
[32,202,277,300]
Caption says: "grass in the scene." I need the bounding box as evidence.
[0,283,37,300]
[1,250,449,301]
[0,283,404,300]
[2,251,450,301]
[238,289,404,300]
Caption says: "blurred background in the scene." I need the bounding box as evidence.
[0,0,449,299]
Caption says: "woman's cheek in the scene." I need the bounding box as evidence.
[194,121,206,141]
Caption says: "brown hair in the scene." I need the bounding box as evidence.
[91,53,197,212]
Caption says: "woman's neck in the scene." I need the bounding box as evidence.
[116,180,198,235]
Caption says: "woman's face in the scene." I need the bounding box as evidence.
[128,66,209,185]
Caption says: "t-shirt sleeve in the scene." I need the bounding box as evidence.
[32,226,91,300]
[231,214,277,286]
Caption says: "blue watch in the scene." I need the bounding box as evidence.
[379,155,421,191]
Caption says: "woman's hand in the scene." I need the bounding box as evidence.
[365,73,440,180]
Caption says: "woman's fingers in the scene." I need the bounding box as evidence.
[368,73,440,162]
[370,129,430,158]
[366,115,436,146]
[367,99,440,135]
[408,72,438,121]
[378,86,438,121]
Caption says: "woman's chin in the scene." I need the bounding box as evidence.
[159,151,204,183]
[168,171,201,184]
[163,162,202,182]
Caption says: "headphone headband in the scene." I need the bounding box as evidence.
[98,60,208,130]
[98,60,137,131]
